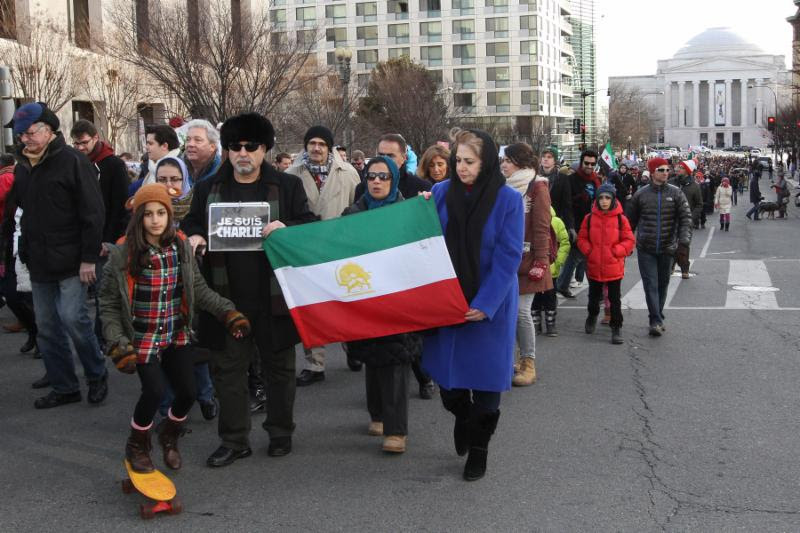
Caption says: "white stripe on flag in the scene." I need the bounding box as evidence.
[274,236,457,309]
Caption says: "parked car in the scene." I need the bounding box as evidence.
[750,148,762,157]
[756,156,772,170]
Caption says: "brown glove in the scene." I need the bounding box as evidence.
[674,243,690,268]
[109,343,137,374]
[223,310,251,339]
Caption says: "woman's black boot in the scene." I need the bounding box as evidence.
[463,409,500,481]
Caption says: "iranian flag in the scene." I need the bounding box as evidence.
[599,142,618,173]
[264,196,468,348]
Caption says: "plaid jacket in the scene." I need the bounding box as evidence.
[131,243,191,363]
[99,234,235,358]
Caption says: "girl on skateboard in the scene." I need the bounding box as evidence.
[100,184,251,473]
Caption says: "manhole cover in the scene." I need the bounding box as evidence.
[731,285,780,292]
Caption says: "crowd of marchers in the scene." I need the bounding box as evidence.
[5,99,780,486]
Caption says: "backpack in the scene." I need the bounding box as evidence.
[585,212,623,244]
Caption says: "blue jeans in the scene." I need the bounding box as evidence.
[160,362,214,415]
[556,247,585,291]
[636,250,674,326]
[32,276,106,394]
[745,201,760,220]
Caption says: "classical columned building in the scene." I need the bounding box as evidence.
[610,28,789,150]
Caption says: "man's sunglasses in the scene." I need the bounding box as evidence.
[366,171,391,181]
[582,161,596,166]
[655,167,670,172]
[227,142,262,153]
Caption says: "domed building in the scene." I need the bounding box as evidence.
[609,27,788,150]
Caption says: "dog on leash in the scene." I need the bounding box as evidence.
[758,198,788,219]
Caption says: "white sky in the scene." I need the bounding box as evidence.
[596,0,794,99]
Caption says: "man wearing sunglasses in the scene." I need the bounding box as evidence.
[626,157,692,337]
[286,125,361,386]
[556,150,600,299]
[181,112,316,466]
[6,102,108,409]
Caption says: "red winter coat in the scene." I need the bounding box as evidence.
[577,201,635,282]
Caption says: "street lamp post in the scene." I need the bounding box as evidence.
[335,47,353,149]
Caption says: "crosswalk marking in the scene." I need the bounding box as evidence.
[725,260,779,309]
[560,259,799,311]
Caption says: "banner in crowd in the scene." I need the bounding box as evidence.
[264,196,469,348]
[208,202,270,252]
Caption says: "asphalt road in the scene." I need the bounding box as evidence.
[2,182,800,532]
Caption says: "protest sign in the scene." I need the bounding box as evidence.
[208,202,270,252]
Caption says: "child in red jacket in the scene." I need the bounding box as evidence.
[577,183,635,344]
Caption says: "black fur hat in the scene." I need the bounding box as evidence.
[220,112,275,151]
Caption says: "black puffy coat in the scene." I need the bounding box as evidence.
[341,192,422,367]
[12,133,104,282]
[625,182,692,255]
[669,175,703,223]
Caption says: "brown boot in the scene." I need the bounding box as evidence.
[158,418,184,470]
[125,426,154,473]
[512,358,537,386]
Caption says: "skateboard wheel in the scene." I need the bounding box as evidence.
[140,503,155,520]
[121,479,134,494]
[169,496,183,515]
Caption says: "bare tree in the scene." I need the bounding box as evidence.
[608,84,657,152]
[357,57,450,154]
[273,72,368,151]
[80,57,149,149]
[106,0,320,125]
[7,18,76,111]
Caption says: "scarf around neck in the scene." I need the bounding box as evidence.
[445,129,506,302]
[302,152,332,178]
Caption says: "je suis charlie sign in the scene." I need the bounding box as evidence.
[208,202,271,252]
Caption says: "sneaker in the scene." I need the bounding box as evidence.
[87,373,108,404]
[681,272,690,279]
[249,386,266,413]
[382,435,407,454]
[558,288,576,299]
[31,374,50,389]
[648,324,664,337]
[296,369,325,387]
[199,398,219,420]
[34,390,81,409]
[419,380,436,400]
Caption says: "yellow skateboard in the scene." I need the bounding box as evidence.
[122,460,182,519]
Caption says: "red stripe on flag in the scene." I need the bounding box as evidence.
[289,279,469,348]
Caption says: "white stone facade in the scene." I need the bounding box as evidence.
[610,27,789,150]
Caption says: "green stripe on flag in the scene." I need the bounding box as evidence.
[264,195,443,269]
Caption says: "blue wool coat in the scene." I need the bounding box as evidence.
[422,180,524,392]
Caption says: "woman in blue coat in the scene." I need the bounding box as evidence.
[423,129,524,481]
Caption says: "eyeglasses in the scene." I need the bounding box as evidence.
[227,142,262,153]
[366,171,391,182]
[19,124,46,139]
[73,139,92,147]
[655,167,670,172]
[582,161,597,166]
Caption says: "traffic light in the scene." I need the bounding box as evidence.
[572,118,581,132]
[767,116,776,131]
